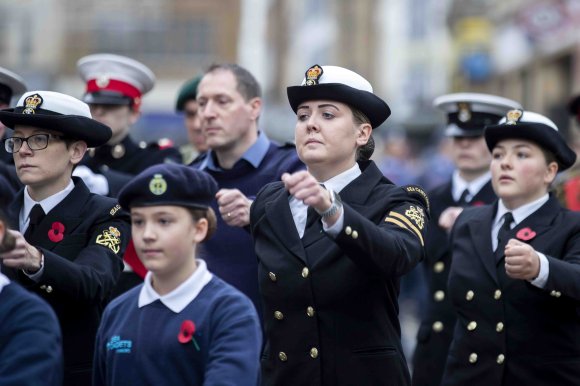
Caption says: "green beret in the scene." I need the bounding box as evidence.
[175,75,202,112]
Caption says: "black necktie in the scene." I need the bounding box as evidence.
[457,189,470,206]
[24,204,45,240]
[495,212,514,262]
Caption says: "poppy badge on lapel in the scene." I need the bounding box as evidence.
[48,222,65,242]
[178,320,200,351]
[516,227,536,241]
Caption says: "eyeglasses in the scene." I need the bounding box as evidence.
[3,134,65,153]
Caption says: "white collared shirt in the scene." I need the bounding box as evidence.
[0,272,9,294]
[452,171,491,203]
[289,163,361,238]
[20,180,75,233]
[138,259,213,313]
[492,194,550,288]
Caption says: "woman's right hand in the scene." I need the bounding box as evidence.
[438,206,464,233]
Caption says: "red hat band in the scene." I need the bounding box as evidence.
[86,78,142,109]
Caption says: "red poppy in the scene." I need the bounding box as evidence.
[516,227,536,241]
[471,201,485,207]
[48,222,65,243]
[178,320,200,351]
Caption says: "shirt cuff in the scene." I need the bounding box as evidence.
[23,253,44,282]
[529,252,549,288]
[322,210,344,238]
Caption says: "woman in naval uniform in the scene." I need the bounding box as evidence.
[250,64,429,386]
[442,110,580,386]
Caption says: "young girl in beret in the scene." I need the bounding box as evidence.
[442,110,580,386]
[93,164,261,386]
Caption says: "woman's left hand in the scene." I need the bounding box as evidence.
[504,239,541,280]
[281,171,331,213]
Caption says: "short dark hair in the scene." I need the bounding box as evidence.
[204,63,261,101]
[187,207,217,243]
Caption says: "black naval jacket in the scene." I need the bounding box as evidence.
[2,178,130,386]
[413,180,495,386]
[250,161,428,386]
[83,136,181,196]
[442,196,580,386]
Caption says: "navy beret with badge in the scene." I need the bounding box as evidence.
[484,109,577,171]
[433,93,522,137]
[287,64,391,129]
[0,90,112,147]
[118,163,218,210]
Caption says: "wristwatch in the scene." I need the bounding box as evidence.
[316,190,343,218]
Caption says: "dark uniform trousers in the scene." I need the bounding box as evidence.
[1,178,130,386]
[251,161,428,386]
[442,197,580,386]
[412,181,495,386]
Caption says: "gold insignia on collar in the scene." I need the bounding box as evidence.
[506,109,523,125]
[305,64,324,86]
[149,173,167,195]
[22,93,44,114]
[95,226,121,254]
[457,102,471,123]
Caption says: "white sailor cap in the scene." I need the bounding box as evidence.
[434,93,522,137]
[77,53,155,110]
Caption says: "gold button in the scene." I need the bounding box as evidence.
[345,226,352,235]
[497,354,505,364]
[268,272,277,282]
[274,311,284,320]
[465,290,474,301]
[306,306,315,317]
[301,267,309,278]
[278,352,287,362]
[555,291,562,298]
[40,285,47,290]
[494,289,502,300]
[351,230,359,239]
[46,286,53,293]
[467,321,477,331]
[550,290,557,297]
[469,353,478,364]
[434,290,445,302]
[434,262,445,273]
[310,347,319,358]
[432,321,444,333]
[496,322,504,333]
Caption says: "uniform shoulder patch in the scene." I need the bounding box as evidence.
[109,204,121,216]
[95,226,122,254]
[403,185,430,214]
[384,204,427,246]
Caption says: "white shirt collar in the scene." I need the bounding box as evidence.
[0,272,9,294]
[319,163,362,193]
[494,194,550,228]
[138,259,213,313]
[20,180,75,232]
[452,170,491,202]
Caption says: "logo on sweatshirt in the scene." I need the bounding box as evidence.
[106,335,132,354]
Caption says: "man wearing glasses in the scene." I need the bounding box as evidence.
[0,90,130,386]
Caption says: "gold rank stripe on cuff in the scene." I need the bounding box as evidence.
[385,211,424,246]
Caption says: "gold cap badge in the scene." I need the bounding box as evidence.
[457,102,471,123]
[506,109,523,125]
[305,65,324,86]
[22,93,43,115]
[149,173,167,195]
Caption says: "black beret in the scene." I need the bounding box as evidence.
[118,164,218,210]
[485,109,576,171]
[175,75,202,112]
[287,64,390,129]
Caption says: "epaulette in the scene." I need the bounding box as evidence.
[403,185,430,214]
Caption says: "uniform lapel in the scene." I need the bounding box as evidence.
[509,196,559,248]
[468,203,498,285]
[265,188,307,262]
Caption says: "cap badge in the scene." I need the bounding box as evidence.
[22,93,44,114]
[96,75,110,88]
[506,109,523,125]
[149,173,167,196]
[305,64,324,86]
[457,102,471,123]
